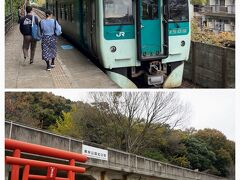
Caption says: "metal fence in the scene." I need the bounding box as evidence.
[5,13,14,34]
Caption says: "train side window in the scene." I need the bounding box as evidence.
[64,4,67,20]
[60,4,63,19]
[68,5,70,21]
[60,5,62,19]
[68,5,71,21]
[104,0,134,25]
[142,0,159,20]
[168,0,189,21]
[70,4,74,22]
[53,5,55,16]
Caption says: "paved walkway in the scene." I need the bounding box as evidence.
[5,24,119,89]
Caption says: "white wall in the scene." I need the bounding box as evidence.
[208,21,214,29]
[224,24,232,31]
[209,0,216,5]
[225,0,234,6]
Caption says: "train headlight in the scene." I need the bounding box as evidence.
[181,41,186,47]
[110,46,117,53]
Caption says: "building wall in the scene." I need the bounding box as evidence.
[225,0,234,6]
[205,18,234,32]
[204,0,235,32]
[224,23,233,31]
[209,0,215,5]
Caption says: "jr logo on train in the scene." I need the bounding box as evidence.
[46,0,191,88]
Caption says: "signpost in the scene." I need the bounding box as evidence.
[82,145,108,161]
[47,166,57,179]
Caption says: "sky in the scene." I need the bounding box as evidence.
[50,89,235,141]
[180,90,235,141]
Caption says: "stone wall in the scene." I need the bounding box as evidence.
[184,42,235,88]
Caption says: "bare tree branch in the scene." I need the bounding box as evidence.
[89,92,191,153]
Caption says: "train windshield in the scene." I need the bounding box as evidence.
[142,0,159,20]
[168,0,189,22]
[104,0,134,25]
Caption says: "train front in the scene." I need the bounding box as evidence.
[99,0,191,88]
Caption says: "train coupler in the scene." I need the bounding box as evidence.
[145,74,164,86]
[145,61,166,86]
[148,61,166,75]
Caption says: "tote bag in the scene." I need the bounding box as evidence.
[54,20,62,36]
[32,15,42,41]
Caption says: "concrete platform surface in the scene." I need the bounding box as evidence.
[5,24,119,89]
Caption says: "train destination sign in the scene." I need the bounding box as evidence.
[169,28,188,36]
[82,145,108,161]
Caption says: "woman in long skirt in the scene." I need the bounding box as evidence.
[40,10,61,71]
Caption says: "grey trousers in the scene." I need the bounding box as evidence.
[22,35,37,60]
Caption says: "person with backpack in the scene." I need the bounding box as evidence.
[40,10,62,71]
[19,6,39,64]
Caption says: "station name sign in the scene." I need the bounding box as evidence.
[82,144,108,161]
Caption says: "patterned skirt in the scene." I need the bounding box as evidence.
[41,35,57,61]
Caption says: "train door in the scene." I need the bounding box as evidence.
[82,0,88,48]
[137,0,161,60]
[55,1,59,20]
[79,0,84,45]
[90,0,97,56]
[82,0,93,50]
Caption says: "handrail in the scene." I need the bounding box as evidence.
[6,156,86,173]
[5,13,14,34]
[6,139,88,162]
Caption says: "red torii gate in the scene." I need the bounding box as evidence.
[5,139,88,180]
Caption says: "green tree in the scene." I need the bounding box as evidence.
[143,150,168,162]
[214,148,232,176]
[183,137,216,171]
[194,129,235,177]
[49,110,77,137]
[5,92,72,129]
[172,156,190,168]
[71,102,107,144]
[194,129,228,150]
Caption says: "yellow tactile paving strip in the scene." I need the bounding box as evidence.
[50,56,72,88]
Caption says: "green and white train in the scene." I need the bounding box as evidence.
[46,0,191,88]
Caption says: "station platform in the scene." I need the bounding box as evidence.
[5,24,119,89]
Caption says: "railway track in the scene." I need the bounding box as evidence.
[34,8,45,19]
